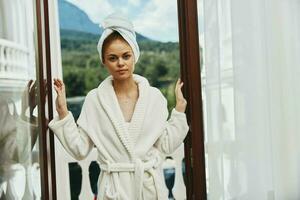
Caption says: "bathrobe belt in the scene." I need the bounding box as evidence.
[101,157,164,200]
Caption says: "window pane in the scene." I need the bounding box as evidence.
[0,0,42,199]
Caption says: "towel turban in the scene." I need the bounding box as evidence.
[97,12,140,64]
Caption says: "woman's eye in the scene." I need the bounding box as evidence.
[123,54,131,60]
[108,57,117,61]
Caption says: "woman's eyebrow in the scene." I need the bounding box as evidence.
[106,51,131,56]
[107,53,117,56]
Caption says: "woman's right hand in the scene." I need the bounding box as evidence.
[53,78,68,119]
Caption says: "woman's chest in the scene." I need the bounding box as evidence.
[117,97,138,122]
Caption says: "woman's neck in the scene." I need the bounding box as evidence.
[113,76,137,96]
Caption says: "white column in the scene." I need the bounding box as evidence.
[0,0,5,37]
[171,144,186,200]
[6,164,26,200]
[78,160,95,200]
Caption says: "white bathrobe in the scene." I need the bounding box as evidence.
[48,74,189,200]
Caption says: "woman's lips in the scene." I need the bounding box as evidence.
[117,69,128,73]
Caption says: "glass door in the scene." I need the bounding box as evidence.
[0,0,43,199]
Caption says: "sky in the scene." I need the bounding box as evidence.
[65,0,180,42]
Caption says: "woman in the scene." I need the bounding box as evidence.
[48,13,189,200]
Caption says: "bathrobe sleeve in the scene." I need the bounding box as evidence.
[154,93,189,155]
[48,111,94,160]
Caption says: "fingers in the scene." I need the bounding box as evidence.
[30,80,37,93]
[57,79,63,86]
[25,80,34,95]
[175,78,187,112]
[177,78,180,85]
[179,81,184,88]
[27,79,34,89]
[175,78,186,104]
[53,78,64,88]
[175,78,184,94]
[53,84,59,93]
[53,78,59,86]
[176,78,183,87]
[53,78,65,95]
[53,84,63,97]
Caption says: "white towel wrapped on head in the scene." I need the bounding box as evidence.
[97,12,140,64]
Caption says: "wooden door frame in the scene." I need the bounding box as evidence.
[35,0,207,199]
[177,0,207,199]
[35,0,57,199]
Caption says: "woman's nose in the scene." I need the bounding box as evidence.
[117,58,125,66]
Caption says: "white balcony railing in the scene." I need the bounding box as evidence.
[0,162,41,200]
[56,142,187,200]
[0,38,29,80]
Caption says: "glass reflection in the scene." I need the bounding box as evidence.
[0,82,39,199]
[0,0,41,199]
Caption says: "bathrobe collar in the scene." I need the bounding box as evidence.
[97,74,150,160]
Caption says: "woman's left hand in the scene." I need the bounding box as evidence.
[175,78,187,113]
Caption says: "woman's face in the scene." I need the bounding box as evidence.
[103,38,135,81]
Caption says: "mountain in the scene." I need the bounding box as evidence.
[58,0,150,41]
[58,0,102,35]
